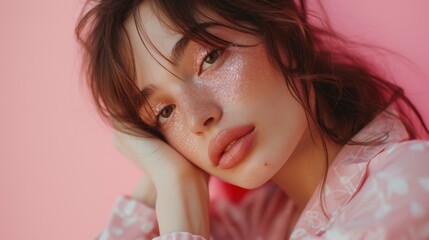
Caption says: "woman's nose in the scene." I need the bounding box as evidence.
[181,92,222,134]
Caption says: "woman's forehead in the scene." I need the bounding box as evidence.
[124,1,183,61]
[124,2,227,67]
[126,1,238,41]
[123,1,262,89]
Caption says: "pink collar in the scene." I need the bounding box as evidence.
[293,109,410,236]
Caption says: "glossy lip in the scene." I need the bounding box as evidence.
[209,124,256,169]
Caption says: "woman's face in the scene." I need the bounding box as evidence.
[125,2,309,188]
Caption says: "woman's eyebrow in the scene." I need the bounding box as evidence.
[171,36,190,63]
[140,84,157,99]
[140,38,191,98]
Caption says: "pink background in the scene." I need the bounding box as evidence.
[0,0,427,239]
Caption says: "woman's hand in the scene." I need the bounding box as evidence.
[113,130,208,182]
[113,130,210,238]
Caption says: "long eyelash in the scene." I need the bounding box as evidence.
[199,48,224,74]
[155,105,175,125]
[206,48,222,61]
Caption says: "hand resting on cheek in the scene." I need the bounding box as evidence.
[113,130,211,238]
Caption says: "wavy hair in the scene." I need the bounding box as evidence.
[76,0,428,215]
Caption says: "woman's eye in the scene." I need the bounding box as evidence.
[201,49,221,71]
[158,105,175,122]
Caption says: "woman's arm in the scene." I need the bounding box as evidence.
[154,171,209,237]
[131,175,156,208]
[113,131,211,239]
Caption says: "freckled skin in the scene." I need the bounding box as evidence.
[125,4,309,189]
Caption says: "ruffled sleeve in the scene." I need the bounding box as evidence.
[96,196,207,240]
[96,196,159,240]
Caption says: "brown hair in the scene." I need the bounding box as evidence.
[75,0,427,140]
[76,0,427,213]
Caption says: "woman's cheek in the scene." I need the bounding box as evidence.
[164,110,198,157]
[202,54,248,105]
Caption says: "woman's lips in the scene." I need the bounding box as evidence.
[209,124,256,169]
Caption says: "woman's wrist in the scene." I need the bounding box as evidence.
[155,172,210,238]
[131,175,156,208]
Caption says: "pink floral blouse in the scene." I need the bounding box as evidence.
[96,111,429,240]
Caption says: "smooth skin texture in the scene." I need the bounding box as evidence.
[116,1,343,236]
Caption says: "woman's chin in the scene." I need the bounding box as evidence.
[224,174,272,190]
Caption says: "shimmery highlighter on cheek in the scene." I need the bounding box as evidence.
[204,48,246,105]
[196,44,268,109]
[166,108,198,155]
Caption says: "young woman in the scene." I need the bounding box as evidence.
[76,0,429,239]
